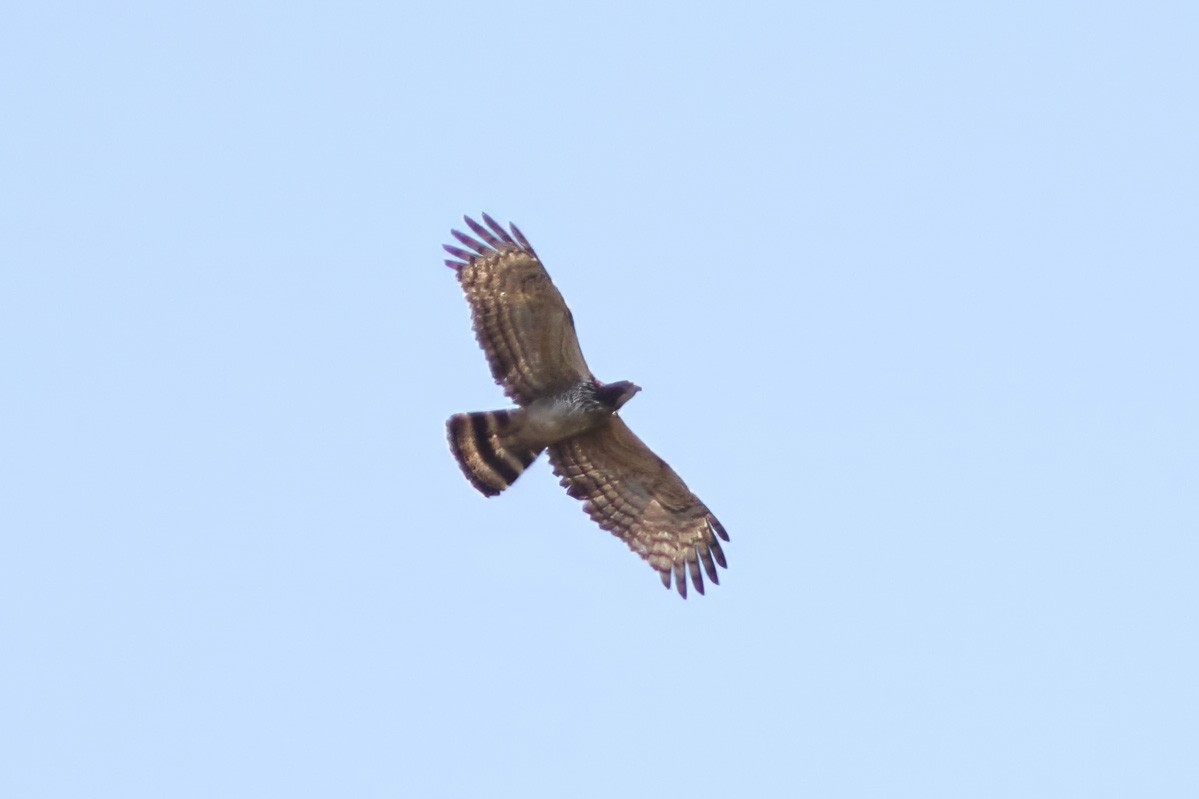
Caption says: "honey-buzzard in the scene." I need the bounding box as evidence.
[443,214,729,598]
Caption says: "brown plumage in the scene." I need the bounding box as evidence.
[444,214,729,598]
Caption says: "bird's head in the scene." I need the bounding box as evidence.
[596,380,641,411]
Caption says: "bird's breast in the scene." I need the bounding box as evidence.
[518,392,607,447]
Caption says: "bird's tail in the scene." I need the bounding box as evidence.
[447,410,543,496]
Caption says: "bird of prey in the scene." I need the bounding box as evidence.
[443,214,729,598]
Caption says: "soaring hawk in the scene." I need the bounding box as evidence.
[443,214,729,598]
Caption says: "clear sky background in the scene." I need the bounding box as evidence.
[3,2,1196,797]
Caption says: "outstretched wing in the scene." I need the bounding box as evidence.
[548,416,729,598]
[444,214,592,406]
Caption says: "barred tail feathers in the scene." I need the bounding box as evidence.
[447,411,542,496]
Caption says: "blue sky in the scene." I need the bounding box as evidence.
[3,2,1196,796]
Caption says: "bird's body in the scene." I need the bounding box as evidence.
[443,214,728,597]
[520,380,639,447]
[447,379,637,494]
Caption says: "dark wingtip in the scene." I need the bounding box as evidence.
[447,214,535,261]
[700,545,720,585]
[464,215,501,248]
[709,517,730,542]
[673,561,688,599]
[481,212,516,244]
[709,535,727,569]
[689,556,705,596]
[443,244,474,260]
[451,229,487,254]
[510,223,535,254]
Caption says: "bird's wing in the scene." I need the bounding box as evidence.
[444,214,591,406]
[548,415,729,598]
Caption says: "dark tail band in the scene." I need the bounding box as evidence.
[447,411,542,496]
